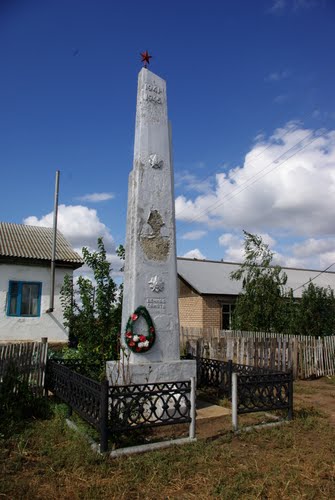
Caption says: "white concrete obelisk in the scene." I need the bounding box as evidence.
[107,67,196,384]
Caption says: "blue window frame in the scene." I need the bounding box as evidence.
[7,281,42,317]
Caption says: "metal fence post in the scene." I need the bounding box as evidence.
[228,359,233,398]
[189,377,196,439]
[196,352,201,389]
[100,379,109,453]
[288,370,294,420]
[232,372,238,431]
[41,337,48,396]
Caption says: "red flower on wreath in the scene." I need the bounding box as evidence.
[125,306,156,354]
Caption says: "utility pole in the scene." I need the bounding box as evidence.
[47,170,60,313]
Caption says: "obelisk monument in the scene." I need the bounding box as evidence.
[107,62,196,384]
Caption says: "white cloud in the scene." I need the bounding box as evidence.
[175,171,212,194]
[24,204,115,253]
[269,0,318,13]
[182,249,206,260]
[175,123,335,243]
[293,0,319,11]
[24,204,125,278]
[181,230,207,240]
[273,94,288,104]
[219,233,244,262]
[265,70,290,82]
[269,0,286,13]
[76,192,114,202]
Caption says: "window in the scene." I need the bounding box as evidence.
[7,281,42,317]
[222,303,235,330]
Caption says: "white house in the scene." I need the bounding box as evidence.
[0,222,83,343]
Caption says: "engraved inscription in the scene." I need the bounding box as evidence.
[144,83,162,94]
[142,83,163,104]
[146,297,166,311]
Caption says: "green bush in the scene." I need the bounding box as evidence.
[0,362,51,438]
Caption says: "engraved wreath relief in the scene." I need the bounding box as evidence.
[148,275,165,293]
[148,153,163,169]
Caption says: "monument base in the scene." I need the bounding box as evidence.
[106,359,196,386]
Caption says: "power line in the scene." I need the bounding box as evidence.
[292,262,335,292]
[176,128,324,233]
[175,122,300,204]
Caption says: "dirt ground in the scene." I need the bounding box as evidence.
[1,377,335,499]
[151,377,335,443]
[193,377,335,439]
[294,377,335,425]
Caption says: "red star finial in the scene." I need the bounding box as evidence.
[140,50,152,68]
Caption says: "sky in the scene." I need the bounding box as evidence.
[1,0,335,278]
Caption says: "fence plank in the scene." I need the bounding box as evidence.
[181,327,335,379]
[0,340,48,392]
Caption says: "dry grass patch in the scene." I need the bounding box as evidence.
[2,377,335,499]
[1,400,335,499]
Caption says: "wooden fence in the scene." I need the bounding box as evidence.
[181,327,335,379]
[0,338,48,394]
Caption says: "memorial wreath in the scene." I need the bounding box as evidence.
[125,305,156,353]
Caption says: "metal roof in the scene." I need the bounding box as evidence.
[177,257,335,298]
[0,222,83,268]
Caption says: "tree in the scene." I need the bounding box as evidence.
[230,231,288,332]
[297,282,335,337]
[60,238,124,368]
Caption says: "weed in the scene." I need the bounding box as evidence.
[324,376,335,385]
[1,379,335,498]
[0,363,51,438]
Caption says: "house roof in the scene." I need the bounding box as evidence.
[177,257,335,299]
[0,222,83,269]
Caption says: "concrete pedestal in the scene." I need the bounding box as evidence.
[106,358,196,385]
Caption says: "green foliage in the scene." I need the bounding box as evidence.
[0,363,51,438]
[298,282,335,337]
[231,231,288,332]
[230,231,335,336]
[60,238,124,372]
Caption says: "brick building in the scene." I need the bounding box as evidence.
[177,257,335,330]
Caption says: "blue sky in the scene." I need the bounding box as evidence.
[1,0,335,274]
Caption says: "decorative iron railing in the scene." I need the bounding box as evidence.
[109,381,192,433]
[196,357,232,397]
[46,360,194,451]
[46,361,109,450]
[46,355,293,448]
[49,358,103,379]
[236,370,293,417]
[184,354,293,421]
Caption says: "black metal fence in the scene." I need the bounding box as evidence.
[236,371,293,418]
[46,360,193,452]
[109,381,191,433]
[46,356,293,451]
[196,357,232,397]
[187,355,293,420]
[46,361,109,451]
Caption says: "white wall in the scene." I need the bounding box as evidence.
[0,263,72,343]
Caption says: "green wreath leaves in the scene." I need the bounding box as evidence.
[125,306,156,353]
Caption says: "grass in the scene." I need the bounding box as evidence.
[1,400,335,499]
